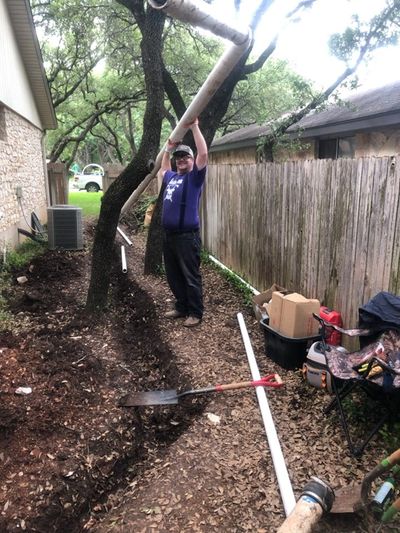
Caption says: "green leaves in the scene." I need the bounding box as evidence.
[329,3,400,65]
[219,58,316,135]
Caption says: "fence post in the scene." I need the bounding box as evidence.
[103,164,125,193]
[47,162,68,205]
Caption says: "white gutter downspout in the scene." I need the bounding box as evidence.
[237,312,296,517]
[121,0,252,213]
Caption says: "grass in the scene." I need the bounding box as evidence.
[69,191,103,216]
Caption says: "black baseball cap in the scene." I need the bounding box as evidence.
[172,144,194,158]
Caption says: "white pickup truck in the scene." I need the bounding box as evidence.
[72,164,104,192]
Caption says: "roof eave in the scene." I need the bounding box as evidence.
[211,110,400,150]
[210,137,261,153]
[5,0,57,130]
[291,110,400,139]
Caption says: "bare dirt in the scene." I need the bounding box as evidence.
[0,220,398,532]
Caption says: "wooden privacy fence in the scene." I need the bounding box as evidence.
[201,157,400,328]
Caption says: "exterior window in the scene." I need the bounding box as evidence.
[338,137,356,158]
[0,106,6,141]
[318,136,355,159]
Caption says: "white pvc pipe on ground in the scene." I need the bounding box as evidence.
[237,312,296,517]
[121,0,252,213]
[121,245,127,273]
[117,226,133,246]
[208,254,259,295]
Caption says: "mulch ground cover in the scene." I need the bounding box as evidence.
[0,220,398,532]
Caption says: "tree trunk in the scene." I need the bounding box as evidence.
[86,1,165,311]
[143,183,165,275]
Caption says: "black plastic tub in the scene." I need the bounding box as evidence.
[260,319,321,370]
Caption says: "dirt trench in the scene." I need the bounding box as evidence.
[0,227,214,532]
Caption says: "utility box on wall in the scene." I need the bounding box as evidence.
[47,205,83,250]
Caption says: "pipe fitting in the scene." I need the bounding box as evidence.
[301,476,335,513]
[277,477,334,533]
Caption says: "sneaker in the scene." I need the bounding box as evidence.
[164,309,186,319]
[183,316,201,328]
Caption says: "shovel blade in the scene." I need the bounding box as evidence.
[119,389,179,406]
[331,484,363,514]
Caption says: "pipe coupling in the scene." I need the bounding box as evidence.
[301,476,335,513]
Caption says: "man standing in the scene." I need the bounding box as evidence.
[161,119,208,327]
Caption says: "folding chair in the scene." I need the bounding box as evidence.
[314,292,400,457]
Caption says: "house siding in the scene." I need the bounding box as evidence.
[209,141,316,163]
[273,140,315,162]
[0,0,42,129]
[210,129,400,163]
[0,107,47,247]
[209,146,256,164]
[355,130,400,157]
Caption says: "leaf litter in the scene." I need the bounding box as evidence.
[0,221,396,532]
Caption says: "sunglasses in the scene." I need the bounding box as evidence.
[174,153,192,160]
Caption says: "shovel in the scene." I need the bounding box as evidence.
[331,448,400,513]
[119,374,283,407]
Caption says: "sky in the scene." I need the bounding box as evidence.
[212,0,400,93]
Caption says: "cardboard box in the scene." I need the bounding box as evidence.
[252,284,286,322]
[269,291,286,331]
[269,291,320,338]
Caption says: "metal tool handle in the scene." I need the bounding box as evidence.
[385,448,400,467]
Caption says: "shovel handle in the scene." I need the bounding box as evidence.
[383,448,400,468]
[361,448,400,505]
[215,374,283,391]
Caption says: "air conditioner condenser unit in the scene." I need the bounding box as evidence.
[47,205,83,250]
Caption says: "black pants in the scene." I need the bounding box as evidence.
[163,231,203,319]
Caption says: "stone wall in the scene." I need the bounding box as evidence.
[0,106,47,248]
[355,130,400,157]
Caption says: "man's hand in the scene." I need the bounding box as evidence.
[162,138,180,174]
[165,138,181,154]
[185,118,199,129]
[189,119,207,170]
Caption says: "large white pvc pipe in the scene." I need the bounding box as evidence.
[148,0,249,45]
[121,245,127,273]
[121,0,252,213]
[117,226,133,246]
[237,312,296,517]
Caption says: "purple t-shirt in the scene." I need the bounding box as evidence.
[162,165,206,231]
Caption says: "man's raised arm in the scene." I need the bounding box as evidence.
[190,120,208,170]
